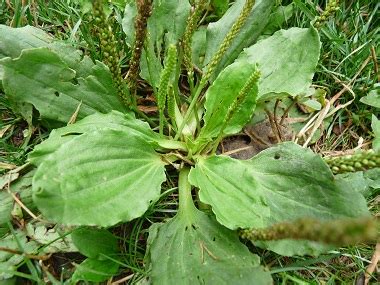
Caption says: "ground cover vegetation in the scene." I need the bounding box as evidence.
[0,0,379,284]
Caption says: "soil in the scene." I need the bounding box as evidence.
[218,118,294,160]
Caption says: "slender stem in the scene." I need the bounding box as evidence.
[159,112,164,135]
[174,81,206,140]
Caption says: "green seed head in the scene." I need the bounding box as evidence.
[157,45,177,111]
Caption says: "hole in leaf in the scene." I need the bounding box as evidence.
[274,153,281,160]
[71,78,79,85]
[61,132,83,137]
[212,237,216,242]
[54,91,60,97]
[185,226,188,231]
[191,224,197,230]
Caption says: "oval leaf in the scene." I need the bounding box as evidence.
[237,27,321,101]
[32,129,166,227]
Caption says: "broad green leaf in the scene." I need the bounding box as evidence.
[189,155,270,229]
[72,258,119,283]
[197,59,259,141]
[372,114,380,151]
[148,207,272,284]
[71,228,118,259]
[0,25,99,81]
[122,0,190,87]
[1,48,126,126]
[0,25,51,59]
[29,111,160,165]
[33,129,167,227]
[0,20,36,119]
[360,87,380,108]
[189,142,370,255]
[203,0,275,80]
[237,27,321,101]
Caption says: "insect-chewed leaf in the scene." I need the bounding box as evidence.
[189,142,370,256]
[1,48,126,126]
[32,129,166,227]
[147,207,272,284]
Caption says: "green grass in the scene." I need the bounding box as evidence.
[0,0,379,283]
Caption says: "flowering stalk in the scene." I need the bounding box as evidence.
[126,0,152,102]
[157,45,177,135]
[182,0,207,86]
[313,0,340,29]
[200,0,255,86]
[240,217,378,246]
[324,150,380,174]
[175,0,256,140]
[92,0,128,105]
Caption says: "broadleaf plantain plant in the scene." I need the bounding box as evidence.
[0,0,378,283]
